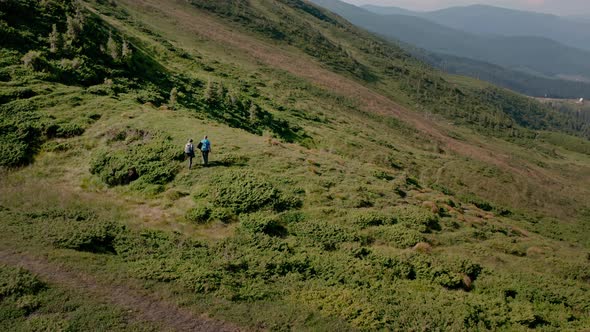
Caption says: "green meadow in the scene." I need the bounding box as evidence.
[1,0,589,330]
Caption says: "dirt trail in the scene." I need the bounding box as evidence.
[116,0,541,178]
[0,249,240,332]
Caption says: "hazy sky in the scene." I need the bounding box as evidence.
[341,0,590,16]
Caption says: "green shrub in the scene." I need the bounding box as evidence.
[373,170,395,181]
[165,189,189,201]
[430,266,466,289]
[47,122,85,138]
[89,130,183,187]
[350,210,395,228]
[291,220,355,250]
[210,207,237,223]
[0,138,29,167]
[50,220,123,254]
[410,255,482,290]
[279,211,306,224]
[129,259,181,282]
[0,87,36,104]
[25,206,97,222]
[393,205,440,233]
[180,267,223,294]
[372,224,425,248]
[134,84,164,104]
[32,206,124,254]
[185,205,211,224]
[461,194,494,211]
[87,83,115,96]
[240,212,287,237]
[43,141,72,152]
[210,170,301,214]
[0,266,45,300]
[21,51,46,71]
[372,255,414,279]
[0,114,43,167]
[15,294,41,315]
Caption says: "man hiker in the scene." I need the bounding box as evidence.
[199,135,211,166]
[184,139,195,169]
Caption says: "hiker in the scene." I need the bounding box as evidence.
[199,135,211,166]
[184,139,195,169]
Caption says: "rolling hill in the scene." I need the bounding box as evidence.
[1,0,589,330]
[409,46,590,99]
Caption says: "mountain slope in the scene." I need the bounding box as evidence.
[409,45,590,99]
[313,0,590,98]
[311,0,590,81]
[1,0,589,330]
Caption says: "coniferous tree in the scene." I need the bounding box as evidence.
[169,87,178,109]
[249,103,259,124]
[121,39,132,60]
[203,79,215,106]
[74,0,85,25]
[106,33,120,61]
[48,24,62,54]
[65,15,82,45]
[216,81,226,104]
[227,90,238,108]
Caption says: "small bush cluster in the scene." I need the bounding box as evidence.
[0,95,91,168]
[239,213,287,237]
[0,111,43,167]
[89,130,183,188]
[397,254,482,290]
[0,266,45,300]
[185,205,211,224]
[209,170,301,214]
[291,220,358,250]
[185,204,238,224]
[350,209,395,228]
[28,206,124,254]
[372,224,425,248]
[45,122,85,138]
[392,205,440,233]
[461,194,494,211]
[50,220,124,254]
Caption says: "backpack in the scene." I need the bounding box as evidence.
[184,143,194,154]
[196,141,203,150]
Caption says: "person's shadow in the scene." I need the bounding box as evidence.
[203,155,249,167]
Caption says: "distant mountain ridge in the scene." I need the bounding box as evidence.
[312,0,590,97]
[360,4,415,16]
[362,4,590,52]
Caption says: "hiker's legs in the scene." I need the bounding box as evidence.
[188,156,193,169]
[202,151,209,166]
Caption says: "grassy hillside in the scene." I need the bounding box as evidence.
[1,0,590,330]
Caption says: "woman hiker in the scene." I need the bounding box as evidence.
[184,139,195,169]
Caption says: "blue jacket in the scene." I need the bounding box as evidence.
[200,139,211,152]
